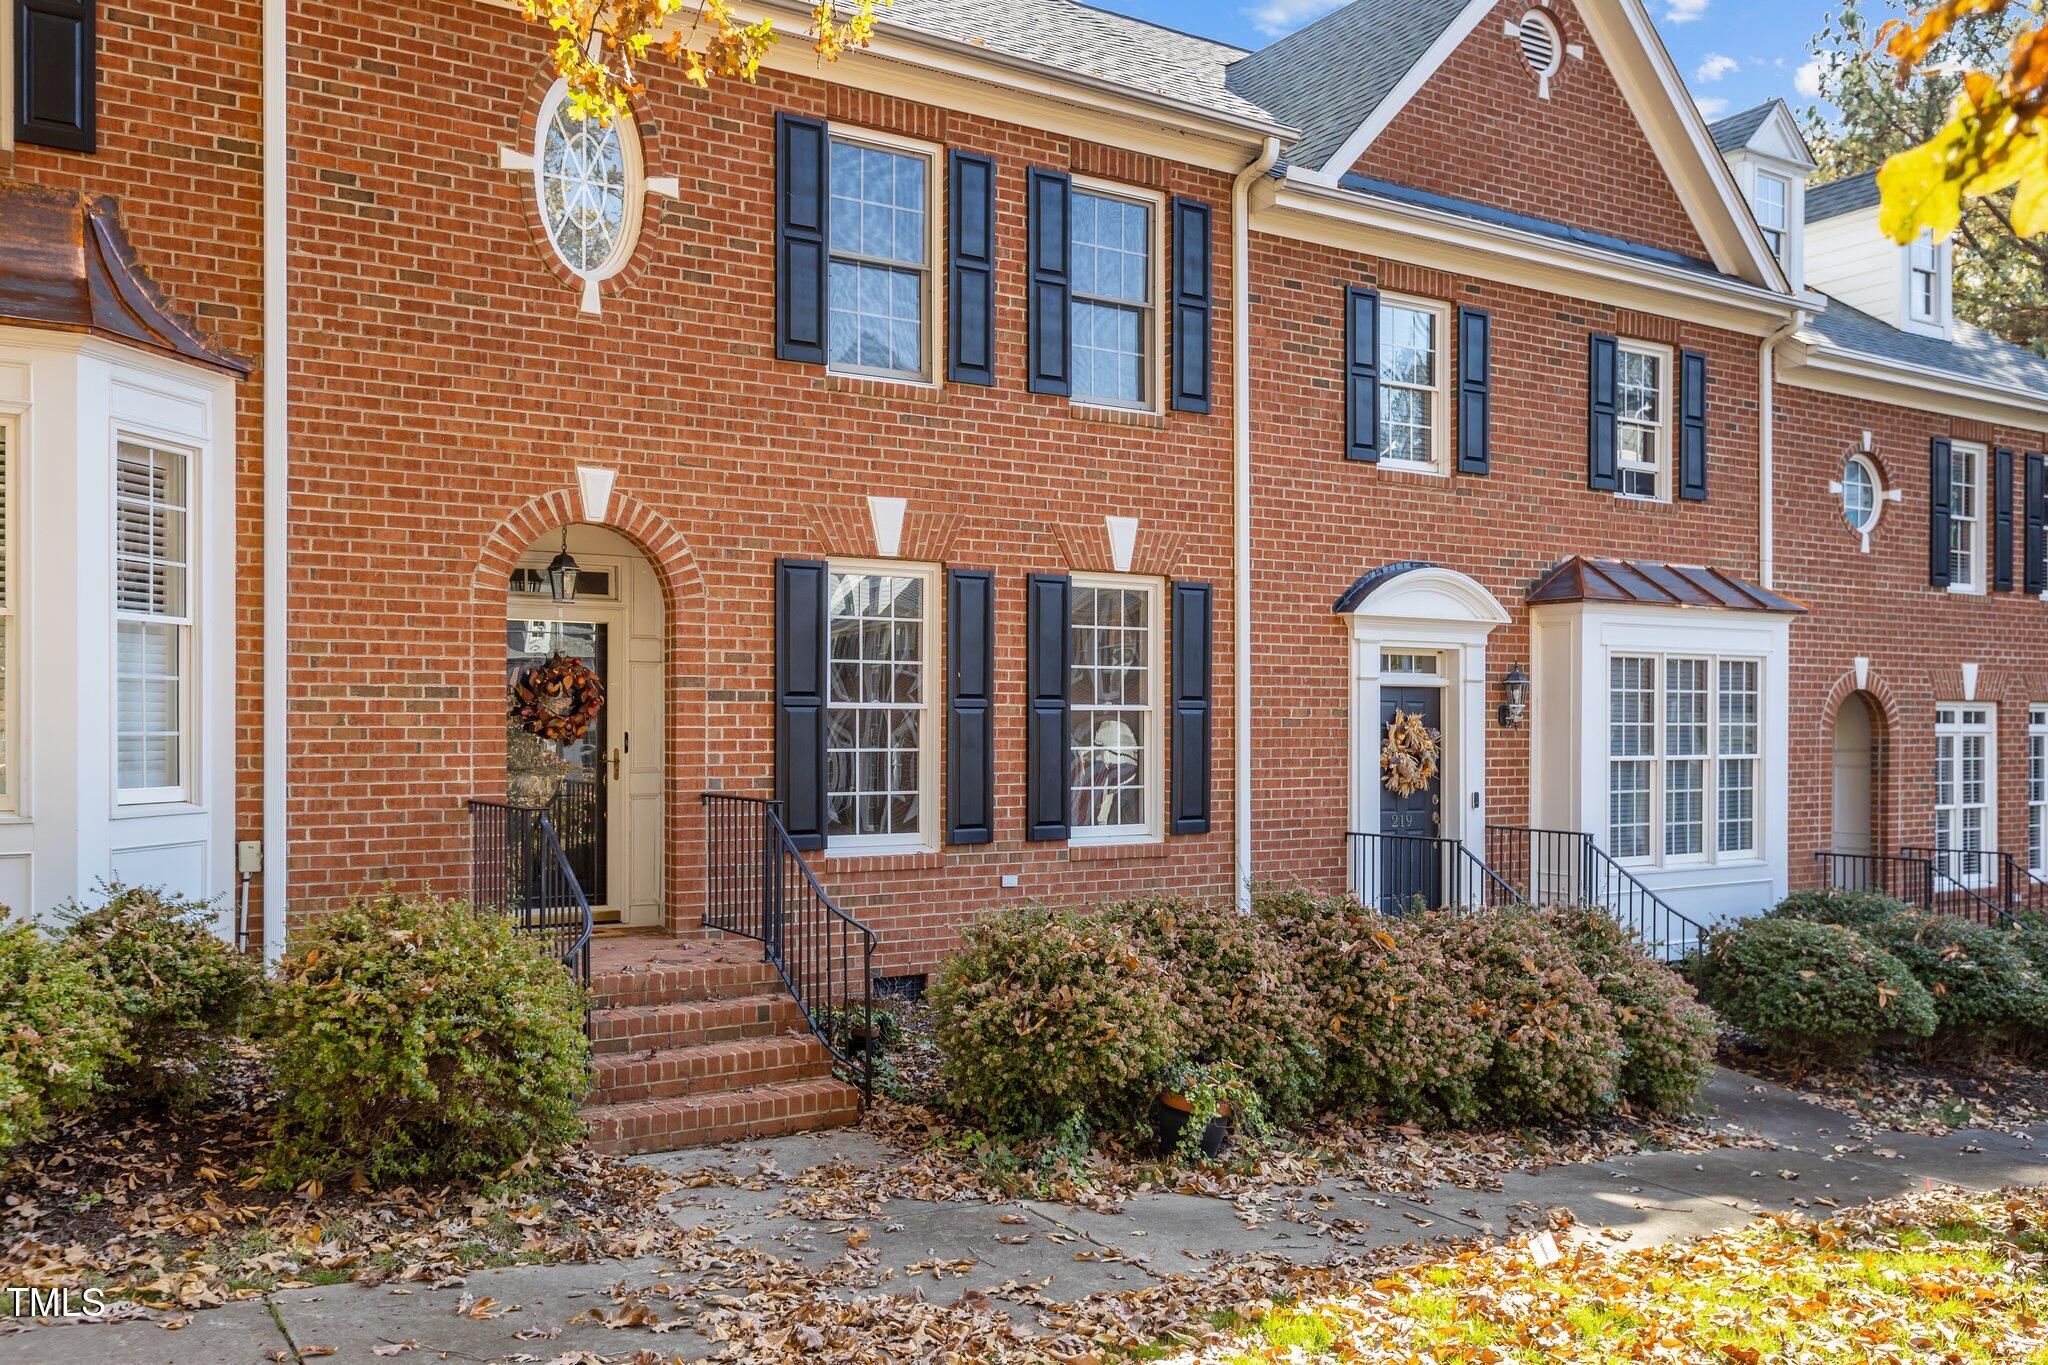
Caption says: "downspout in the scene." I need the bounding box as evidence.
[1758,307,1805,589]
[262,0,289,966]
[1232,137,1280,912]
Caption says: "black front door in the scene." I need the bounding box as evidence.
[506,619,610,907]
[1379,684,1443,913]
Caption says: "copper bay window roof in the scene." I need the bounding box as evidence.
[0,180,250,376]
[1528,556,1807,614]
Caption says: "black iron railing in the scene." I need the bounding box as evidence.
[1901,846,2022,928]
[546,777,606,905]
[1345,831,1520,915]
[701,793,876,1101]
[1813,850,1937,906]
[469,797,594,981]
[1485,825,1710,962]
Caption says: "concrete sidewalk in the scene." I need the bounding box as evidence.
[9,1069,2044,1363]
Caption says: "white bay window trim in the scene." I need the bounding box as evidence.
[824,559,940,855]
[1606,651,1762,868]
[1067,175,1166,414]
[825,125,943,386]
[1375,292,1449,474]
[0,417,13,813]
[114,438,195,805]
[1068,572,1164,844]
[2029,704,2045,879]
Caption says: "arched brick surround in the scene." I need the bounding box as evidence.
[1821,671,1901,860]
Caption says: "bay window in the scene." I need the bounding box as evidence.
[114,440,192,803]
[1608,652,1761,864]
[2030,705,2045,877]
[824,565,936,849]
[0,419,11,811]
[1069,575,1161,839]
[1934,703,1994,884]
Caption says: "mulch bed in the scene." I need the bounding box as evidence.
[1720,1036,2048,1135]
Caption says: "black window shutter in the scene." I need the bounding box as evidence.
[1344,286,1380,462]
[1170,198,1213,413]
[947,151,997,387]
[1456,307,1491,475]
[1929,437,1954,588]
[1678,350,1708,501]
[946,569,996,845]
[775,113,829,365]
[1026,168,1072,396]
[1024,573,1071,841]
[774,558,830,850]
[2027,453,2046,597]
[1587,334,1619,491]
[1169,581,1213,836]
[15,0,94,152]
[1994,447,2016,591]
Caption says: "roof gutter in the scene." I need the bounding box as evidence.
[1232,134,1281,912]
[1791,340,2048,426]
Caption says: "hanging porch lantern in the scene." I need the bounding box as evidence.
[546,528,581,604]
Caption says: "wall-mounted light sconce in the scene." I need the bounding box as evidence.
[1498,663,1530,728]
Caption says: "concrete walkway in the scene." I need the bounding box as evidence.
[10,1069,2045,1363]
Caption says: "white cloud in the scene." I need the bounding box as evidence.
[1696,97,1731,118]
[1694,53,1739,83]
[1795,58,1826,97]
[1244,0,1344,36]
[1665,0,1709,23]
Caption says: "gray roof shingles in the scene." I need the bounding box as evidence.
[1805,170,1881,222]
[1706,100,1776,153]
[1805,294,2048,396]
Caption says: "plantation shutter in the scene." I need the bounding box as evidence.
[946,569,996,845]
[1169,581,1213,836]
[1024,573,1071,841]
[1170,197,1213,414]
[2027,453,2046,597]
[1586,334,1619,491]
[774,558,830,850]
[947,151,997,387]
[1929,438,1954,588]
[1455,307,1491,475]
[1343,286,1380,462]
[1678,350,1708,501]
[1995,447,2016,591]
[774,113,829,366]
[15,0,95,152]
[1026,168,1072,396]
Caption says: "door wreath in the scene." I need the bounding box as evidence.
[1380,709,1441,797]
[510,653,605,744]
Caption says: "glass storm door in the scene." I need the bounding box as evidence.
[507,619,610,907]
[1379,683,1444,913]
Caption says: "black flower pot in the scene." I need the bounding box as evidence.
[1151,1092,1230,1159]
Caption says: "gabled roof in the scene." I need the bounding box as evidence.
[1707,100,1777,153]
[1803,294,2048,398]
[1528,557,1807,613]
[1806,170,1880,223]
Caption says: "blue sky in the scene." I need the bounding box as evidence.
[1095,0,1846,126]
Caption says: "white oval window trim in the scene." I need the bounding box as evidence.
[1841,453,1883,535]
[532,80,646,284]
[1517,10,1562,78]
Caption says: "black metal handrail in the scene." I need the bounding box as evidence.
[1345,831,1520,915]
[1485,825,1710,962]
[1900,846,2022,928]
[1813,850,1936,906]
[701,793,876,1102]
[469,797,594,981]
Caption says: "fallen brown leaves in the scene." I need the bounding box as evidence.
[1725,1038,2048,1136]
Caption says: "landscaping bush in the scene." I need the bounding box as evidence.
[1767,888,1914,932]
[0,920,125,1151]
[1695,916,1936,1066]
[1541,906,1717,1115]
[59,884,262,1111]
[1254,886,1491,1126]
[927,904,1178,1140]
[262,893,589,1187]
[1452,909,1623,1123]
[1861,910,2048,1055]
[1103,895,1322,1125]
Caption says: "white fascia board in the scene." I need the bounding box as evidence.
[1782,341,2048,430]
[1260,172,1804,336]
[1297,0,1503,186]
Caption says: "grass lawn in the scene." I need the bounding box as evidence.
[1174,1187,2048,1363]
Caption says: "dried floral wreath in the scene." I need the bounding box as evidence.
[510,654,606,744]
[1380,709,1441,798]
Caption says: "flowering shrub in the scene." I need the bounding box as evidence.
[927,904,1178,1139]
[60,884,262,1112]
[1861,910,2048,1054]
[0,921,124,1151]
[1696,917,1936,1066]
[1541,906,1716,1115]
[1455,910,1623,1123]
[263,894,588,1186]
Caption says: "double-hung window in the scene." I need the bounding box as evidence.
[1069,575,1162,840]
[1069,184,1158,409]
[0,419,12,811]
[827,131,936,382]
[1377,296,1447,471]
[824,565,937,851]
[1754,172,1789,261]
[1608,653,1761,864]
[1950,441,1984,591]
[115,440,193,803]
[1615,342,1667,500]
[1907,232,1942,325]
[2030,705,2046,877]
[1934,703,1994,885]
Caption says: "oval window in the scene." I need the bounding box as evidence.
[1841,454,1881,534]
[533,83,644,282]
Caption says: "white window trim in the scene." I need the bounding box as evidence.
[0,414,14,814]
[113,435,197,807]
[532,79,648,288]
[2029,704,2046,878]
[1833,451,1885,547]
[1948,439,1987,595]
[1607,651,1763,869]
[1614,339,1671,504]
[1067,175,1167,416]
[1934,702,1997,886]
[823,558,941,856]
[1753,170,1789,262]
[824,124,945,388]
[1068,571,1166,845]
[1375,292,1451,475]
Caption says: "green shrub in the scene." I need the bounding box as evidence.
[1768,888,1915,932]
[1541,906,1717,1115]
[1103,895,1322,1125]
[59,884,262,1111]
[1453,910,1622,1123]
[1695,916,1936,1066]
[1255,887,1491,1126]
[1862,910,2048,1054]
[0,921,125,1151]
[927,904,1178,1139]
[262,894,589,1186]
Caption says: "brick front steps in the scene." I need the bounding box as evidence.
[580,930,864,1155]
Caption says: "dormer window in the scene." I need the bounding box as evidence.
[1755,172,1789,261]
[1908,233,1940,323]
